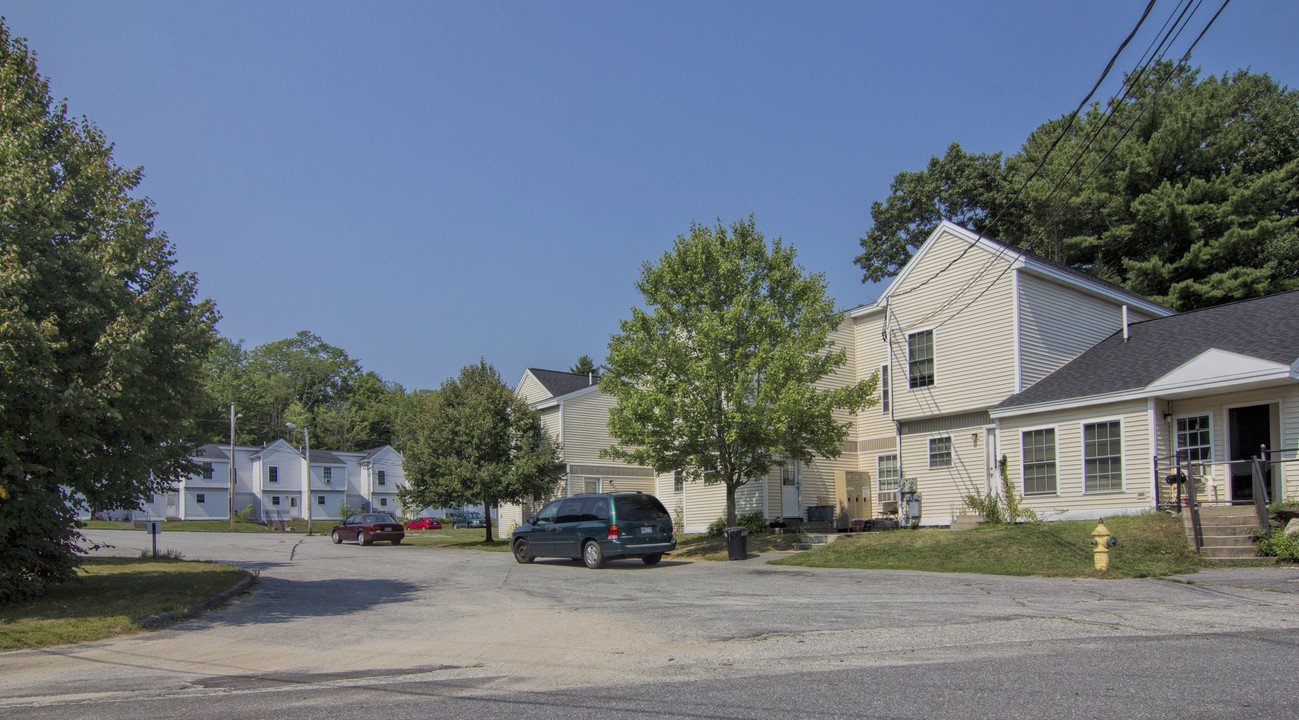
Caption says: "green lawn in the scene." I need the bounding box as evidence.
[80,519,278,532]
[399,527,511,551]
[0,557,248,651]
[767,512,1199,578]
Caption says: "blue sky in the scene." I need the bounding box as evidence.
[6,1,1297,391]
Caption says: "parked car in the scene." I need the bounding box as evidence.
[331,513,405,545]
[446,511,486,529]
[406,516,443,530]
[511,492,676,568]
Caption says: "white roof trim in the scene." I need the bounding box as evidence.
[991,349,1296,419]
[531,382,600,410]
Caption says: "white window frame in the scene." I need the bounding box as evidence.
[1173,413,1213,465]
[317,495,325,505]
[200,462,213,480]
[1082,418,1124,494]
[271,496,281,506]
[880,364,890,414]
[673,470,684,493]
[379,498,387,507]
[1021,426,1058,496]
[583,477,601,494]
[322,467,332,484]
[877,454,900,505]
[907,328,935,389]
[377,469,386,486]
[928,436,953,469]
[196,493,206,504]
[268,466,278,483]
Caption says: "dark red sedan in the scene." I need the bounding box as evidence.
[406,516,443,530]
[331,513,405,545]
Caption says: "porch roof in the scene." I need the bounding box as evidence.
[994,290,1299,415]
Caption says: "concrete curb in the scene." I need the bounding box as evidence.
[137,570,259,628]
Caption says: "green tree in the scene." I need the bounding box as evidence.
[400,361,562,542]
[569,355,598,376]
[0,22,218,602]
[857,62,1299,310]
[601,217,877,526]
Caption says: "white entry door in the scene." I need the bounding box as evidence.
[781,463,800,518]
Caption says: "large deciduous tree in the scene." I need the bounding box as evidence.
[601,217,877,527]
[856,62,1299,310]
[0,23,218,602]
[400,361,561,541]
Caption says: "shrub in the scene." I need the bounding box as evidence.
[961,456,1037,525]
[1251,527,1299,562]
[235,504,256,522]
[705,511,770,537]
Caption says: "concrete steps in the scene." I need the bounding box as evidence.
[1184,506,1264,562]
[793,533,847,551]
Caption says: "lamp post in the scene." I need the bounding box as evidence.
[228,405,241,532]
[287,422,312,535]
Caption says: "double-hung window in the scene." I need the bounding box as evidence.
[268,466,278,483]
[908,330,934,388]
[200,462,213,479]
[880,365,890,413]
[322,467,332,484]
[1175,415,1212,464]
[1083,421,1122,493]
[673,470,684,493]
[877,454,900,505]
[1022,429,1057,495]
[929,437,953,468]
[377,470,386,486]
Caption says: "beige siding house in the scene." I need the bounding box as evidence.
[991,291,1299,519]
[847,221,1170,526]
[498,369,657,537]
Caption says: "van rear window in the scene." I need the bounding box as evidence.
[615,495,669,521]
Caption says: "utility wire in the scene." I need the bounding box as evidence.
[884,0,1160,303]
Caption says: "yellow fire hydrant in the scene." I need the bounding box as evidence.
[1090,519,1117,570]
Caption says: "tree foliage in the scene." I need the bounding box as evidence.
[857,62,1299,310]
[400,361,562,541]
[0,22,218,602]
[602,217,877,526]
[202,331,410,451]
[569,355,598,376]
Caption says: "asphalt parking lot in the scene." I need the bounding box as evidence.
[3,530,1297,719]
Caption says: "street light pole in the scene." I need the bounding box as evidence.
[287,422,312,535]
[228,404,240,532]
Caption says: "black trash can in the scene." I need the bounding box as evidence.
[725,527,748,561]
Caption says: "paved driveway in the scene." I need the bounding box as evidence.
[3,530,1297,719]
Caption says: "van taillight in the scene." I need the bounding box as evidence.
[607,525,618,540]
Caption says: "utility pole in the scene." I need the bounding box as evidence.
[228,404,239,532]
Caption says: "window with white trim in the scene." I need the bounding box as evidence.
[673,470,684,493]
[196,493,206,503]
[1175,415,1212,463]
[200,462,213,480]
[908,330,934,388]
[289,497,297,507]
[377,470,386,486]
[880,365,890,413]
[584,477,600,494]
[1022,429,1057,495]
[928,437,952,468]
[379,498,388,507]
[269,466,278,483]
[323,467,332,484]
[1084,421,1123,493]
[877,454,900,504]
[271,496,281,506]
[317,496,325,505]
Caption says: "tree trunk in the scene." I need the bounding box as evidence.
[482,491,493,543]
[725,481,737,527]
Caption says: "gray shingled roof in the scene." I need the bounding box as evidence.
[192,444,229,460]
[527,368,598,399]
[998,290,1299,409]
[309,449,346,465]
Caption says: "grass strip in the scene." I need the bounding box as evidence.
[769,512,1198,578]
[0,556,248,651]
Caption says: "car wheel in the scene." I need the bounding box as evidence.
[513,539,535,564]
[330,531,341,544]
[361,532,374,546]
[641,553,662,566]
[582,540,604,569]
[392,538,402,545]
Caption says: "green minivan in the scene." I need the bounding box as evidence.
[511,492,676,568]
